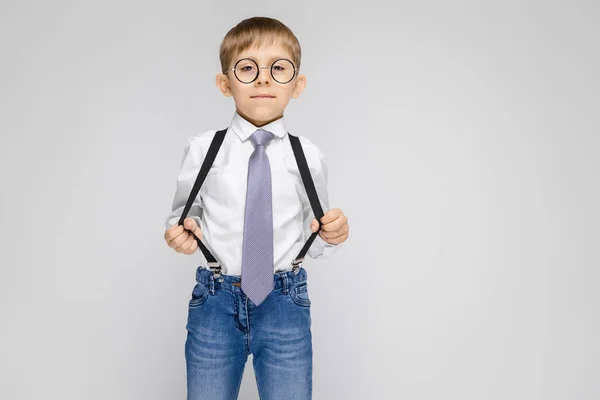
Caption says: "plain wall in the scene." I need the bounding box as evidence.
[1,0,598,399]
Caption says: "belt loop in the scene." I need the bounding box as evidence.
[281,273,289,295]
[209,271,215,295]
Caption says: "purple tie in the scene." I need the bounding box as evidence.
[241,128,275,306]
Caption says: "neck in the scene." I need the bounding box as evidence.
[237,108,283,127]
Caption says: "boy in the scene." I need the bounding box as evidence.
[163,16,349,400]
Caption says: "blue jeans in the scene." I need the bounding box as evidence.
[185,266,313,400]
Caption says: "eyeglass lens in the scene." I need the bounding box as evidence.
[234,59,295,84]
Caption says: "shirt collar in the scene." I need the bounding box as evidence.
[229,110,287,142]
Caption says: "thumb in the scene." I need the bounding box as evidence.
[310,218,319,233]
[184,217,202,240]
[184,217,195,230]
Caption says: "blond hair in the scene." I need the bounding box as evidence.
[219,16,302,74]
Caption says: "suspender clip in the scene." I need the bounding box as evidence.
[291,258,304,275]
[207,261,223,280]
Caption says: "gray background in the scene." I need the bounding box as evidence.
[1,0,599,399]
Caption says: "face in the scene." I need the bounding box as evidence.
[215,42,306,127]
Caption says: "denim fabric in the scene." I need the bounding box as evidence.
[185,266,312,400]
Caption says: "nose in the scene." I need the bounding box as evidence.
[255,67,271,85]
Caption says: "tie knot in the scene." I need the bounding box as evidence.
[250,129,275,148]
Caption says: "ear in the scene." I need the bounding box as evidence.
[215,73,233,97]
[291,74,306,99]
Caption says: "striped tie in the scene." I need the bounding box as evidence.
[241,128,275,306]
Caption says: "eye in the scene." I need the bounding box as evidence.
[273,65,285,71]
[240,65,255,72]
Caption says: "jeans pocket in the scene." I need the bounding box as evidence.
[289,282,311,307]
[189,282,209,309]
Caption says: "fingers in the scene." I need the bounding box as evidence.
[164,224,184,244]
[164,218,202,254]
[312,212,346,233]
[312,210,349,244]
[320,208,342,225]
[176,231,198,254]
[166,227,188,250]
[320,230,349,245]
[320,214,348,232]
[319,221,350,244]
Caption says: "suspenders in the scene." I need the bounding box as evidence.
[177,128,325,279]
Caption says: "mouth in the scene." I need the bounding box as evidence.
[251,95,276,99]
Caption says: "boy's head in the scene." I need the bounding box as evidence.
[216,17,306,127]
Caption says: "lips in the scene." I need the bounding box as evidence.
[251,94,275,98]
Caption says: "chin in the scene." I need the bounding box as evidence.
[247,109,280,121]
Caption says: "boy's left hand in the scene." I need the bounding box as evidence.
[310,208,349,245]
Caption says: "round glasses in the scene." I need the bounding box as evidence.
[224,58,297,84]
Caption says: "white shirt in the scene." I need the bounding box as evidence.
[165,111,340,276]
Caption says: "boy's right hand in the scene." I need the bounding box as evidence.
[164,217,202,255]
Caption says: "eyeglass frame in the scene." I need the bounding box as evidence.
[223,57,298,84]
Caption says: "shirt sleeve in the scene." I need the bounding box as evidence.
[302,148,341,259]
[164,137,204,236]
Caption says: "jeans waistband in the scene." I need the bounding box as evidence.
[195,266,307,295]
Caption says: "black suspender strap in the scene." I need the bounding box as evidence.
[288,133,325,272]
[178,128,227,277]
[177,128,325,277]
